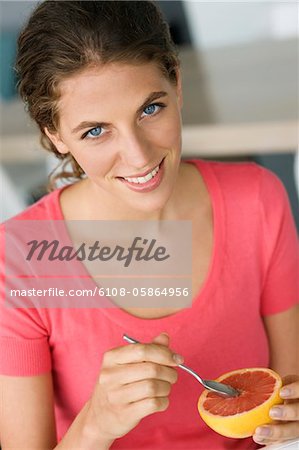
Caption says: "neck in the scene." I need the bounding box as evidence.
[85,177,184,221]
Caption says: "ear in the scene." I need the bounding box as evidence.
[44,127,69,155]
[175,67,183,109]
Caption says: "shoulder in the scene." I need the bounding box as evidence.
[2,188,63,225]
[189,158,286,199]
[190,158,270,182]
[188,159,294,233]
[0,188,63,257]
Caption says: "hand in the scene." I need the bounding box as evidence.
[85,333,182,443]
[253,375,299,446]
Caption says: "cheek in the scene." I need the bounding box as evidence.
[67,144,117,177]
[149,112,182,150]
[170,117,182,148]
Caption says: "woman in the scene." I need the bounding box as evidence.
[0,1,298,449]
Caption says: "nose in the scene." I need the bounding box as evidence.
[118,125,152,169]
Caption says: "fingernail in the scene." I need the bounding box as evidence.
[280,387,292,398]
[173,353,184,364]
[256,426,271,437]
[161,332,170,338]
[270,407,283,419]
[253,437,266,444]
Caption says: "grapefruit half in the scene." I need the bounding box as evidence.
[197,367,283,438]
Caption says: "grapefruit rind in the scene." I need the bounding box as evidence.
[197,368,283,438]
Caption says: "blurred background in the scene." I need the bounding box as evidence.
[0,0,298,227]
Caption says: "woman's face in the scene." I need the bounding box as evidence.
[46,62,183,213]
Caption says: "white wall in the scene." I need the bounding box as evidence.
[0,166,26,222]
[3,1,298,47]
[183,1,299,49]
[0,1,38,32]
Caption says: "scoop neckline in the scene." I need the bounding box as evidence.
[54,159,225,333]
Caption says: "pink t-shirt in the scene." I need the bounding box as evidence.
[1,159,298,450]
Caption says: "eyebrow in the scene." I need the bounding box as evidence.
[71,90,168,135]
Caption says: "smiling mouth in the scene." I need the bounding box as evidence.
[118,158,164,185]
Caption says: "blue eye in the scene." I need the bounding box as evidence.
[143,104,157,115]
[142,103,164,117]
[86,126,103,138]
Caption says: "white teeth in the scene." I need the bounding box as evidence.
[124,164,160,184]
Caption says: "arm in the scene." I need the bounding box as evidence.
[263,304,298,376]
[0,373,57,449]
[253,304,299,446]
[1,333,179,450]
[0,373,113,450]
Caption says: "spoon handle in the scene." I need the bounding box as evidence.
[176,363,204,385]
[123,334,203,384]
[123,334,139,345]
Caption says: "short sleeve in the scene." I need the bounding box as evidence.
[0,223,52,376]
[259,167,299,316]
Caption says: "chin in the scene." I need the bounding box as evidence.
[125,187,174,215]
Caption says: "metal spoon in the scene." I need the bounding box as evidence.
[123,334,240,398]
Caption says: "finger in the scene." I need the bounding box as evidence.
[109,379,172,405]
[282,374,299,386]
[103,342,183,367]
[100,362,178,387]
[253,421,299,444]
[280,380,299,400]
[127,395,170,421]
[152,332,170,347]
[269,402,299,421]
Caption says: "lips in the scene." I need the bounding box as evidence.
[117,157,165,193]
[122,163,159,185]
[119,158,164,181]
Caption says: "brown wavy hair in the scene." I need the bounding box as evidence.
[15,0,179,190]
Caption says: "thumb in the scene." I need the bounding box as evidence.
[152,332,170,347]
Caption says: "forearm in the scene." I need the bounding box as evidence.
[54,400,114,450]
